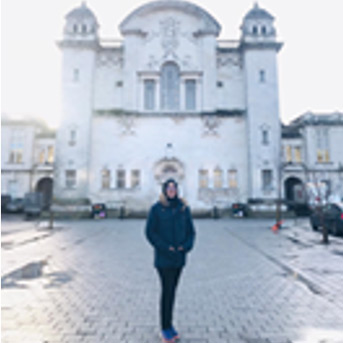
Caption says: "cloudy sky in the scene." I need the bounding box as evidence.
[2,0,343,128]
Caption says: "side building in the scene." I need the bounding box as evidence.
[1,115,55,209]
[282,112,343,207]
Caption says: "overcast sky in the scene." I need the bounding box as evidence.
[2,0,343,128]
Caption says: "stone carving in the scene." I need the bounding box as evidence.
[202,115,221,135]
[117,115,135,135]
[161,17,180,55]
[145,53,198,72]
[154,157,185,183]
[146,55,160,70]
[217,54,242,69]
[97,52,124,67]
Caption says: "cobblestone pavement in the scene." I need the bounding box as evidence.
[2,214,343,343]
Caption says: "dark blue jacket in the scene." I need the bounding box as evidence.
[145,194,196,269]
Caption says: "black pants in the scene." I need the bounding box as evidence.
[156,267,183,330]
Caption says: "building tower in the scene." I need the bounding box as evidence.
[241,3,283,203]
[54,2,99,203]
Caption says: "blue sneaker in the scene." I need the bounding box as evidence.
[161,329,175,342]
[170,326,180,340]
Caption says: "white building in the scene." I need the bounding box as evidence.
[53,1,284,214]
[1,115,55,208]
[282,112,343,206]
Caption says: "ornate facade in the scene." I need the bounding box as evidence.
[53,1,283,214]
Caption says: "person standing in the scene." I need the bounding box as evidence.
[145,178,196,342]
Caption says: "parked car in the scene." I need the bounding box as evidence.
[1,194,12,212]
[231,203,249,217]
[91,203,107,219]
[6,198,24,213]
[310,203,343,236]
[24,192,44,219]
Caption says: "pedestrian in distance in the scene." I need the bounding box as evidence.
[145,178,196,343]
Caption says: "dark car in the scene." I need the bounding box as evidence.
[24,192,44,219]
[310,203,343,236]
[231,203,249,217]
[6,198,24,213]
[91,203,107,219]
[1,194,12,212]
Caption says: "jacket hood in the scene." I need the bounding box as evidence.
[159,193,187,210]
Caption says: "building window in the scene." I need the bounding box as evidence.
[259,70,266,83]
[65,170,76,189]
[262,170,273,191]
[39,149,45,164]
[144,79,156,110]
[262,129,269,145]
[9,129,24,164]
[217,81,224,88]
[47,146,54,164]
[316,128,330,163]
[214,168,223,188]
[101,169,111,189]
[261,26,267,35]
[73,24,78,33]
[73,68,79,82]
[131,170,141,188]
[9,150,23,164]
[185,79,196,110]
[161,62,180,111]
[116,169,126,189]
[228,169,238,188]
[252,26,258,35]
[69,129,76,146]
[285,145,292,162]
[82,24,87,34]
[199,169,209,188]
[294,146,302,163]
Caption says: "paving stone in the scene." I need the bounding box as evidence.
[2,217,343,342]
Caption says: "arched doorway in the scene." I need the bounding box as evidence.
[284,177,308,215]
[154,157,185,195]
[35,177,53,210]
[284,177,303,202]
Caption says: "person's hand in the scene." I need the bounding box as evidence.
[178,246,184,251]
[169,246,176,252]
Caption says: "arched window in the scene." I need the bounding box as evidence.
[161,62,180,111]
[261,26,267,35]
[259,69,266,83]
[101,168,111,189]
[252,26,258,35]
[82,24,87,34]
[214,167,223,188]
[262,129,269,145]
[73,24,78,33]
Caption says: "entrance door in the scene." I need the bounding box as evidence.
[36,177,53,210]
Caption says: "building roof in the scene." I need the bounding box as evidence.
[119,0,221,36]
[1,115,56,135]
[281,124,302,139]
[290,111,343,127]
[244,3,274,21]
[66,2,98,22]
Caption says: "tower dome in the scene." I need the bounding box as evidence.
[241,3,276,43]
[63,2,99,41]
[244,2,274,20]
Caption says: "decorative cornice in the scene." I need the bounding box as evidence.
[94,109,245,118]
[240,41,283,52]
[57,40,100,50]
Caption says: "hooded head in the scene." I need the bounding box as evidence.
[162,178,178,200]
[162,179,179,206]
[160,178,187,209]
